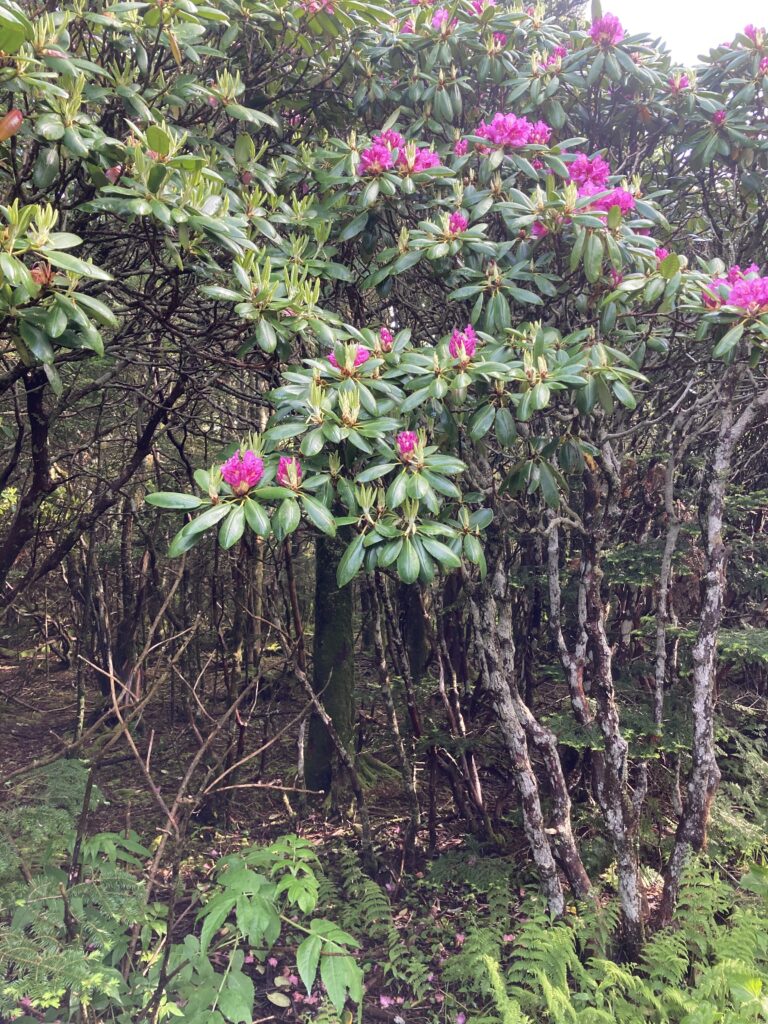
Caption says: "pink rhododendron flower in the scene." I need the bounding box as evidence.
[471,0,495,13]
[328,345,370,370]
[396,431,419,458]
[358,141,394,175]
[540,44,567,69]
[379,326,394,351]
[432,7,456,30]
[221,450,264,495]
[531,221,549,238]
[610,269,624,287]
[449,325,478,361]
[713,110,727,126]
[268,956,279,967]
[457,1015,467,1024]
[277,456,302,489]
[402,17,415,32]
[705,266,768,313]
[476,112,551,148]
[654,247,669,262]
[454,138,469,156]
[579,183,635,215]
[668,72,690,92]
[448,211,469,234]
[380,995,395,1008]
[379,128,405,149]
[529,120,552,145]
[761,56,768,73]
[398,145,441,173]
[744,24,765,44]
[493,31,507,46]
[569,152,611,189]
[727,276,768,313]
[589,13,624,47]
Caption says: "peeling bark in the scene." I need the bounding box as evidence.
[660,382,768,921]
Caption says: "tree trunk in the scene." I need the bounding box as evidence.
[660,382,768,921]
[306,531,356,794]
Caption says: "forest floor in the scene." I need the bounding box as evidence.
[0,651,531,1023]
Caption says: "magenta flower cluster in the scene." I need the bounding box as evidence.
[569,153,610,189]
[569,153,634,215]
[449,324,478,360]
[359,130,440,176]
[704,265,768,314]
[476,112,552,148]
[221,450,264,495]
[654,247,669,262]
[448,211,469,234]
[379,326,394,351]
[432,7,457,30]
[328,345,370,369]
[396,431,419,458]
[470,0,495,13]
[589,13,624,47]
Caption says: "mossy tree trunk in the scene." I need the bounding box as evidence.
[306,531,355,793]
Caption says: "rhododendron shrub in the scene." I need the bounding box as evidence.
[6,0,767,962]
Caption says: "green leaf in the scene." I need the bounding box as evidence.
[612,380,637,409]
[219,503,245,549]
[584,232,603,283]
[301,494,336,536]
[336,533,366,587]
[146,124,171,156]
[420,537,462,569]
[397,539,420,584]
[339,211,369,240]
[198,894,236,955]
[243,497,271,537]
[320,953,363,1013]
[272,498,301,542]
[386,471,408,508]
[538,462,561,509]
[712,322,745,359]
[73,292,119,328]
[145,492,203,510]
[219,970,254,1024]
[297,934,322,994]
[659,252,680,279]
[42,250,113,280]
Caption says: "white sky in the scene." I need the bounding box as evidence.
[604,0,765,65]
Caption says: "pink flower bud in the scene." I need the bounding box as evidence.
[396,431,419,458]
[276,456,302,489]
[448,211,469,234]
[379,326,394,351]
[449,325,478,362]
